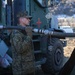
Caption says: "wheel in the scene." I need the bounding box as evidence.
[41,38,64,74]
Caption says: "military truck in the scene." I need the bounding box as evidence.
[0,0,74,75]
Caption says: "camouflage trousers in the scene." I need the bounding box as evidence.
[12,61,35,75]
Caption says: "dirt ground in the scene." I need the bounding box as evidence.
[64,38,75,57]
[64,46,75,57]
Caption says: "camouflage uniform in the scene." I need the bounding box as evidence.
[10,28,35,75]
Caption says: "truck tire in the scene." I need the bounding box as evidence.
[41,38,64,74]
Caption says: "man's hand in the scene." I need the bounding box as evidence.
[0,25,3,29]
[44,30,49,34]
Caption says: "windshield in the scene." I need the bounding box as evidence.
[34,0,48,8]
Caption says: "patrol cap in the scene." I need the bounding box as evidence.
[17,11,32,19]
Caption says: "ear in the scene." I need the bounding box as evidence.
[20,18,23,22]
[21,18,24,21]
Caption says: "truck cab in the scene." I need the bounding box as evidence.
[0,0,64,75]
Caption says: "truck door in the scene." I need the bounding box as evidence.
[13,0,48,27]
[31,0,48,28]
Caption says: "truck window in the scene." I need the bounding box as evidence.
[34,0,47,8]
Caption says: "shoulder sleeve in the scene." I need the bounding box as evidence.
[10,31,33,54]
[10,31,24,54]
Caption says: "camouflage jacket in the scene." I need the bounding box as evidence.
[10,29,35,75]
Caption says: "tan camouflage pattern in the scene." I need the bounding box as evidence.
[10,29,35,75]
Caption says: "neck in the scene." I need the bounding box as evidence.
[19,23,26,27]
